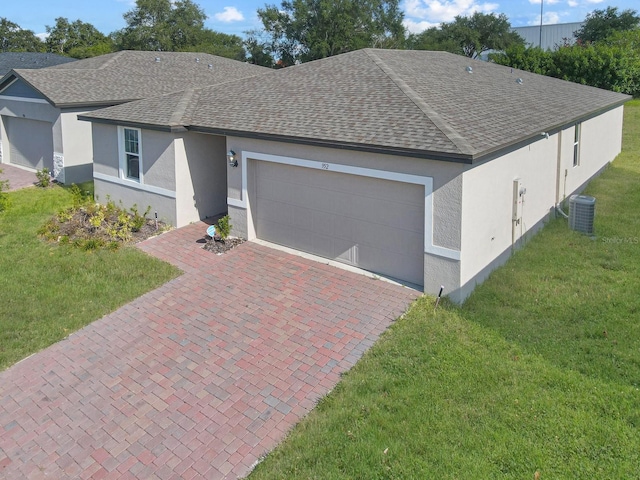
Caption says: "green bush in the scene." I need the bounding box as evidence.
[216,215,232,239]
[35,168,51,188]
[0,169,10,213]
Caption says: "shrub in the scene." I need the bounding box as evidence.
[129,204,151,232]
[0,169,10,213]
[216,215,232,239]
[35,168,51,188]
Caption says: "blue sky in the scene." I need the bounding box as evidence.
[2,0,638,39]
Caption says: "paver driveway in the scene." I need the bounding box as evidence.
[0,164,37,191]
[0,222,419,479]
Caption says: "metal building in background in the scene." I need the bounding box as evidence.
[513,22,584,50]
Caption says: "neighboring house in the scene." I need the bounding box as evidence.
[0,52,76,77]
[80,49,629,302]
[0,51,268,184]
[513,22,584,50]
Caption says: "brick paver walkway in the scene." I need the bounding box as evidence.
[0,222,420,479]
[0,163,37,191]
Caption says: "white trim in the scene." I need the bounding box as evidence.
[118,126,143,183]
[94,172,176,199]
[0,95,49,104]
[229,150,460,261]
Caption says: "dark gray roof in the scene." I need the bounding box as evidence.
[1,51,269,108]
[81,49,630,162]
[0,52,76,76]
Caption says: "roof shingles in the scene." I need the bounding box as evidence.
[81,49,630,161]
[6,51,269,107]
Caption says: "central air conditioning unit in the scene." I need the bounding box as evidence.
[569,194,596,235]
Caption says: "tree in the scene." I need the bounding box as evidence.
[243,29,275,67]
[0,18,44,52]
[45,17,113,58]
[113,0,245,60]
[116,0,206,51]
[490,44,554,76]
[419,12,523,59]
[492,30,640,98]
[575,6,640,44]
[257,0,406,65]
[183,31,247,62]
[406,27,459,53]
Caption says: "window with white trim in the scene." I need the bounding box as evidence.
[573,123,581,167]
[120,127,142,181]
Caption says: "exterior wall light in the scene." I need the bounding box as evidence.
[227,150,238,167]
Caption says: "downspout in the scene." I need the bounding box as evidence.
[554,130,569,218]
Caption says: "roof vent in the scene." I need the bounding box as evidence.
[208,64,213,69]
[155,57,161,62]
[195,58,200,63]
[465,66,473,73]
[569,195,596,235]
[516,78,523,85]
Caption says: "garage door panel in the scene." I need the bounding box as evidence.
[5,116,54,171]
[254,161,424,286]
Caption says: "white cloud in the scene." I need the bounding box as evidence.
[213,6,245,23]
[404,19,439,33]
[543,11,561,23]
[404,0,499,25]
[585,0,605,3]
[567,0,578,7]
[527,0,560,5]
[36,32,49,41]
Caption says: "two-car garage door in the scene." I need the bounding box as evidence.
[255,161,425,286]
[3,116,54,171]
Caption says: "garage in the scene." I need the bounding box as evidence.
[4,116,54,171]
[254,160,425,286]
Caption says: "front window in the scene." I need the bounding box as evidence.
[573,123,581,167]
[118,126,142,182]
[123,128,141,180]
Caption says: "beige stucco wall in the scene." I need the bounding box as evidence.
[93,126,228,227]
[0,96,98,182]
[92,123,178,225]
[558,106,624,202]
[60,108,95,183]
[457,106,624,303]
[174,132,227,226]
[91,123,119,177]
[225,136,464,294]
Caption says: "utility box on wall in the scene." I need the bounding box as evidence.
[513,178,525,225]
[569,194,596,235]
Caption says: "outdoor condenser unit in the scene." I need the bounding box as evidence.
[569,194,596,235]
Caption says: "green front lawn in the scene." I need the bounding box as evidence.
[0,185,179,370]
[248,101,640,479]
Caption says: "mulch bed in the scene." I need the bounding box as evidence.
[202,236,245,254]
[45,209,168,245]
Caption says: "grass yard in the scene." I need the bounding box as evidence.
[0,185,179,370]
[248,101,640,479]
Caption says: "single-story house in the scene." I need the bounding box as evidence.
[0,51,267,184]
[80,49,630,302]
[0,52,76,77]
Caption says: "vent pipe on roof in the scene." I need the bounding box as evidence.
[516,78,523,85]
[465,66,473,73]
[155,57,160,62]
[208,64,213,69]
[196,58,200,63]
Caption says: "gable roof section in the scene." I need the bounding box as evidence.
[0,51,269,108]
[0,52,76,77]
[81,49,630,163]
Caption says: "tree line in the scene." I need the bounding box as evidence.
[1,0,638,96]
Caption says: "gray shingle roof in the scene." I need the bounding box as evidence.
[3,51,269,107]
[0,52,76,77]
[81,49,631,162]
